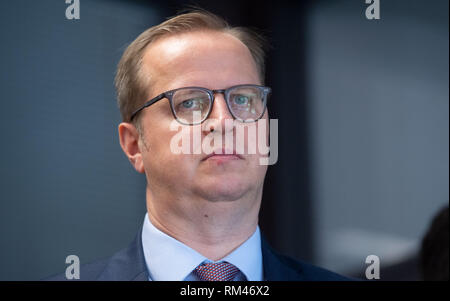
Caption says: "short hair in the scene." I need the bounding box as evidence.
[114,9,268,124]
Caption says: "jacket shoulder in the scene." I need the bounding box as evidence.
[261,236,351,281]
[279,253,351,281]
[43,257,110,281]
[43,231,148,281]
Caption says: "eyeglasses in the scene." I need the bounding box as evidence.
[130,84,271,125]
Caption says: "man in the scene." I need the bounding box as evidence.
[47,10,347,281]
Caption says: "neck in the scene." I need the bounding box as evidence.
[145,186,262,261]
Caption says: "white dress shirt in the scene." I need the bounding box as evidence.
[141,213,263,281]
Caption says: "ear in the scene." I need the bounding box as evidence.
[118,122,145,173]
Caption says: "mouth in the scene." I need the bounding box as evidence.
[201,148,244,162]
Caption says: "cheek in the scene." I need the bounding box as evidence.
[235,119,270,157]
[141,123,199,174]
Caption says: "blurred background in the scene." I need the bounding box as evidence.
[0,0,448,280]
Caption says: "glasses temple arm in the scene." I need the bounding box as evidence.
[129,93,166,121]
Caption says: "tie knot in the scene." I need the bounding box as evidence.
[193,261,240,281]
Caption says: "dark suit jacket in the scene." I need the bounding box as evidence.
[46,230,349,281]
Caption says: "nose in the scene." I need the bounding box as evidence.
[204,93,234,133]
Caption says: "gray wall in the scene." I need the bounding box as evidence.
[307,0,449,275]
[0,0,448,280]
[0,0,162,280]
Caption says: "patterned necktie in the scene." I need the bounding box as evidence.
[193,261,240,281]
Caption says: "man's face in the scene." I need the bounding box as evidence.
[132,30,268,204]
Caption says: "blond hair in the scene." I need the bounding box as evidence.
[114,10,267,124]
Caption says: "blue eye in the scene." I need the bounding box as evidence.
[179,98,206,111]
[182,99,195,108]
[233,95,250,105]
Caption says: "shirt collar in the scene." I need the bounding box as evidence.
[141,213,263,281]
[221,224,263,281]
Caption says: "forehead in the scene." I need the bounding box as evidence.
[141,30,260,92]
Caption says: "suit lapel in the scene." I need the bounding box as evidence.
[97,230,149,281]
[261,236,305,281]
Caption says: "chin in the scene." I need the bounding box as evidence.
[194,177,251,202]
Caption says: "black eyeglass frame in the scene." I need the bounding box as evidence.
[129,84,271,125]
